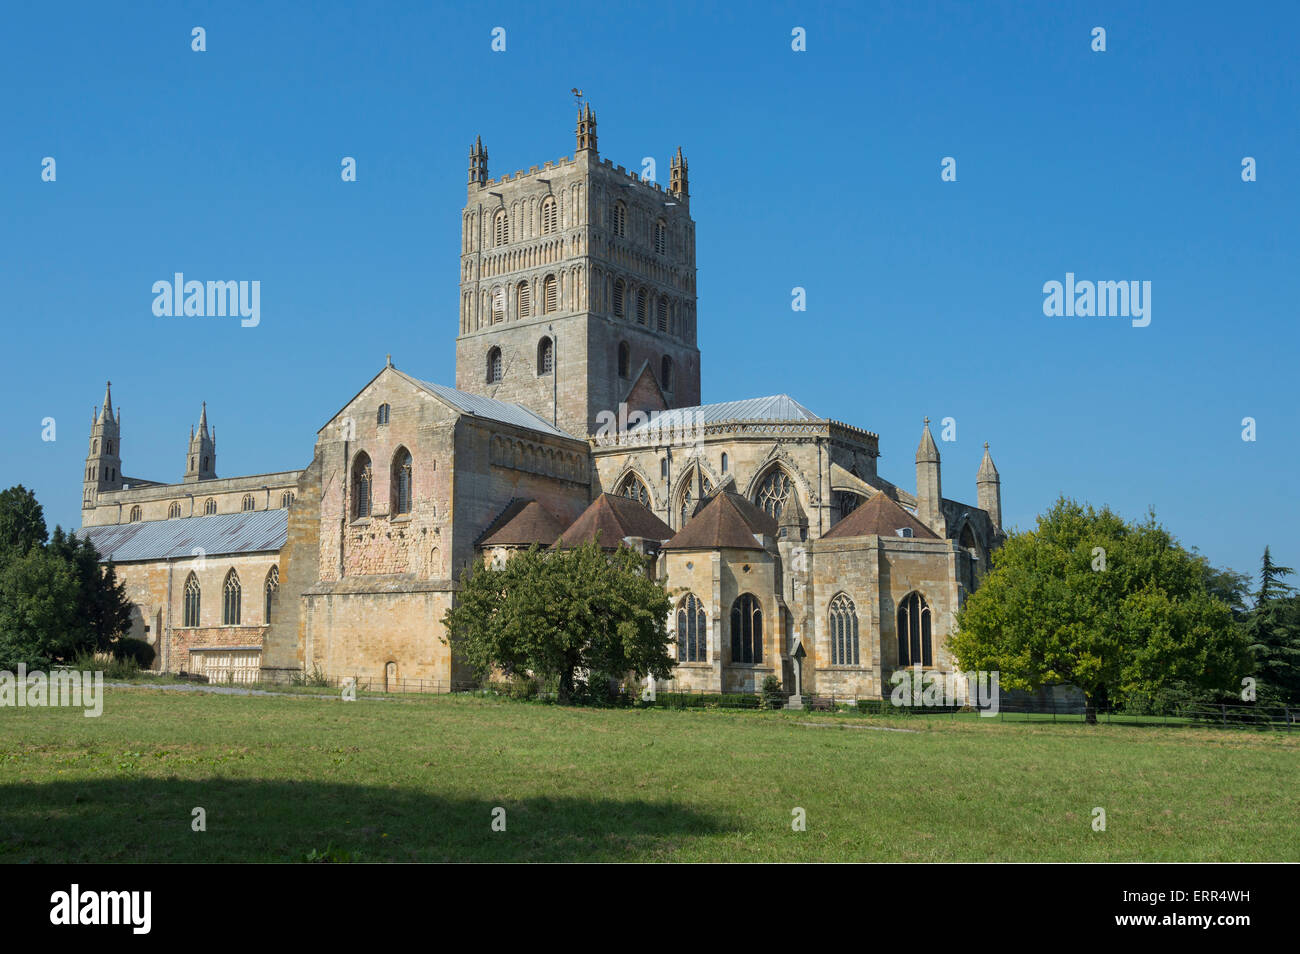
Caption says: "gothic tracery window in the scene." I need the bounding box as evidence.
[222,569,242,625]
[829,593,859,666]
[678,469,712,527]
[756,468,793,520]
[129,506,142,522]
[183,572,200,627]
[617,473,650,507]
[242,494,255,512]
[392,448,413,515]
[264,566,279,623]
[169,501,182,519]
[730,593,763,664]
[677,593,707,663]
[352,452,373,519]
[897,592,933,667]
[203,498,217,516]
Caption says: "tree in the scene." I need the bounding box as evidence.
[442,540,675,702]
[48,528,133,653]
[1242,547,1300,705]
[0,485,48,566]
[0,547,86,669]
[951,498,1250,721]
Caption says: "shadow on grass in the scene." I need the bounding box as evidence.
[0,778,728,863]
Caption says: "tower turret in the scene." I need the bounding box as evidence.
[183,402,217,482]
[669,146,689,199]
[83,381,122,511]
[468,135,488,187]
[915,417,945,536]
[976,442,1002,531]
[576,102,598,153]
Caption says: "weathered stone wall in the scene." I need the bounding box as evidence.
[83,471,302,526]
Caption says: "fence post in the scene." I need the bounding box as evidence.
[1221,704,1227,727]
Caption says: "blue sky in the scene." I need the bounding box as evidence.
[2,0,1296,582]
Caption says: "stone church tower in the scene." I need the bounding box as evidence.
[455,105,701,436]
[83,382,122,508]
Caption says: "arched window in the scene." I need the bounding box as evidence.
[617,473,650,507]
[661,355,673,391]
[352,452,373,519]
[203,498,217,516]
[538,337,553,375]
[517,281,531,318]
[613,279,626,318]
[835,491,864,522]
[392,448,413,515]
[617,341,630,378]
[730,594,763,664]
[222,569,241,625]
[280,491,295,509]
[829,594,859,666]
[542,196,558,235]
[376,403,390,426]
[654,220,667,255]
[183,572,201,627]
[677,468,712,527]
[755,468,794,520]
[897,592,933,667]
[721,453,729,474]
[202,456,209,471]
[656,296,668,333]
[491,285,505,323]
[168,501,182,519]
[494,209,509,246]
[543,274,558,314]
[92,439,98,453]
[610,201,626,237]
[129,506,142,522]
[242,494,255,512]
[677,594,707,663]
[636,288,648,325]
[264,566,279,623]
[486,347,503,384]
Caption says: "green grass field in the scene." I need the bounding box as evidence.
[1,686,1297,862]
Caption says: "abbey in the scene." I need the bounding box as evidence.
[77,108,1005,699]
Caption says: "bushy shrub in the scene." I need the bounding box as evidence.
[761,675,785,710]
[110,637,155,668]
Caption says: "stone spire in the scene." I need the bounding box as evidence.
[97,380,115,424]
[184,402,217,482]
[977,442,1002,531]
[915,417,944,536]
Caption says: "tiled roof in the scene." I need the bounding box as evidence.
[663,492,777,551]
[554,494,674,549]
[397,370,575,439]
[624,394,820,432]
[76,510,288,563]
[478,500,565,548]
[821,492,939,541]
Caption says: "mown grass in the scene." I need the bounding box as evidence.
[0,687,1296,862]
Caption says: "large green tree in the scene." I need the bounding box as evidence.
[0,486,133,667]
[951,498,1250,720]
[443,540,675,701]
[0,485,48,565]
[1242,547,1300,705]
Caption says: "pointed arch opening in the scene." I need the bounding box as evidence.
[183,572,201,627]
[222,569,242,625]
[829,593,860,666]
[352,452,373,519]
[677,593,707,663]
[897,592,933,667]
[391,447,413,515]
[730,594,763,664]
